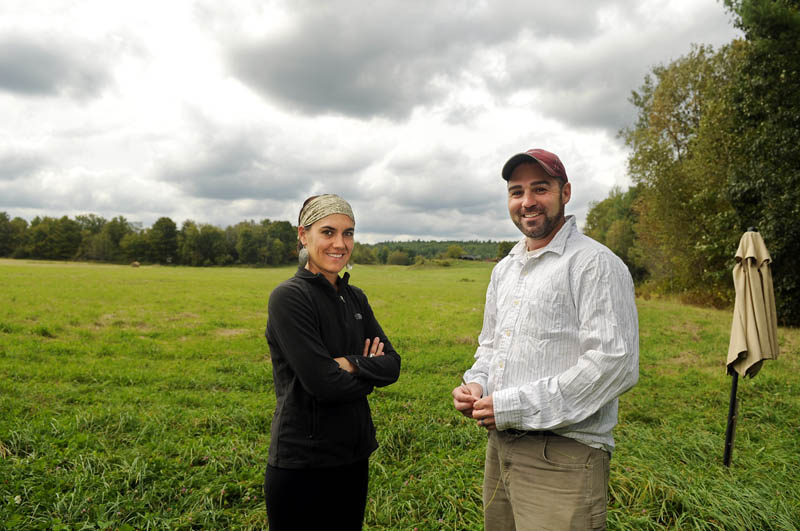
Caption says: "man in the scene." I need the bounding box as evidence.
[452,148,639,530]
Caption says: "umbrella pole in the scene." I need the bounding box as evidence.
[723,371,739,467]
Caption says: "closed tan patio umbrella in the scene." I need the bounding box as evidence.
[723,229,779,466]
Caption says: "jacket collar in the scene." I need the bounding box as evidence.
[294,265,350,289]
[508,215,576,261]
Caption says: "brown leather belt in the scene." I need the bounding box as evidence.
[503,429,558,437]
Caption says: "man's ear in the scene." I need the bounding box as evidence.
[561,182,572,205]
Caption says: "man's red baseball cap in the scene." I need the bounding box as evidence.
[501,148,568,183]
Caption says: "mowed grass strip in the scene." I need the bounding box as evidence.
[1,258,798,530]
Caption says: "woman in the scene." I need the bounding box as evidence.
[264,194,401,530]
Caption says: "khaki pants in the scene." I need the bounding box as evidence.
[483,430,609,531]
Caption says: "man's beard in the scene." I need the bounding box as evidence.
[513,204,565,240]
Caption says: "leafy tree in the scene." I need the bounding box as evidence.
[268,238,285,266]
[75,214,106,235]
[0,212,15,256]
[376,246,389,264]
[446,244,466,259]
[236,226,261,264]
[120,231,149,262]
[496,241,515,260]
[351,242,377,264]
[149,217,178,264]
[96,217,133,262]
[724,0,800,324]
[178,220,202,266]
[265,220,297,264]
[24,216,47,258]
[24,216,82,260]
[8,217,29,258]
[584,186,647,282]
[53,216,82,259]
[104,216,133,249]
[223,225,240,263]
[266,220,295,242]
[74,214,109,261]
[387,250,411,265]
[623,43,743,301]
[196,224,227,265]
[86,232,117,261]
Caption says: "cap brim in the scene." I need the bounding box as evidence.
[502,153,537,180]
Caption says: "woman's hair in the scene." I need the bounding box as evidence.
[297,195,320,253]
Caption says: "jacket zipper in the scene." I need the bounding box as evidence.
[309,400,316,439]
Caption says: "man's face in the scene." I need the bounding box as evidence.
[507,162,571,249]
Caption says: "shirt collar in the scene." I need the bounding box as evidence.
[507,215,577,261]
[295,266,350,289]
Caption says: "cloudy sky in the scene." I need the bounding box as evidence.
[0,0,740,243]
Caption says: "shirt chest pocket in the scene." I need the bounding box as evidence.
[521,286,572,340]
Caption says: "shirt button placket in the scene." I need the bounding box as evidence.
[502,262,527,383]
[498,262,527,387]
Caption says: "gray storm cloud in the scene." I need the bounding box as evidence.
[0,151,46,181]
[224,0,735,136]
[0,34,111,98]
[225,1,611,121]
[156,126,375,202]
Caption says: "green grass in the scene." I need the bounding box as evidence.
[1,258,798,530]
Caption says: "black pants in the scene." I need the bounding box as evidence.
[264,459,369,531]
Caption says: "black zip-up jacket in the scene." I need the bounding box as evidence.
[265,267,401,468]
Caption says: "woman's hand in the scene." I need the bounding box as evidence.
[333,338,383,374]
[362,337,384,358]
[333,337,383,374]
[334,357,356,373]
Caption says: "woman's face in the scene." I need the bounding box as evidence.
[299,213,354,284]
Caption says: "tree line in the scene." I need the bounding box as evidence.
[584,0,800,325]
[351,240,515,265]
[0,213,298,267]
[0,212,517,267]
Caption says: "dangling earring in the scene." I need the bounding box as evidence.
[298,246,308,265]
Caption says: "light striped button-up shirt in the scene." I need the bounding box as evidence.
[464,216,639,453]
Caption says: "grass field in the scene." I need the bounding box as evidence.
[1,258,798,530]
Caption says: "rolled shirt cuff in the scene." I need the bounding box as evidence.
[492,387,525,431]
